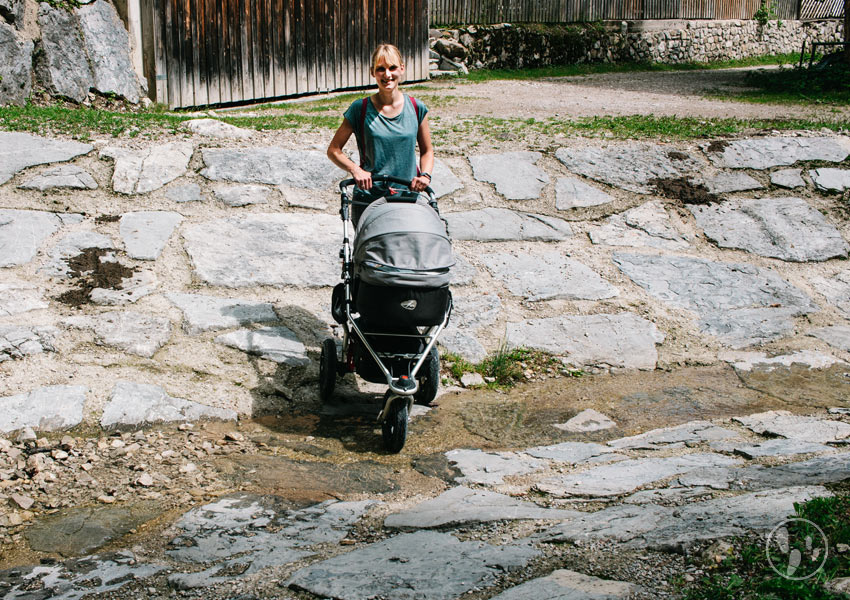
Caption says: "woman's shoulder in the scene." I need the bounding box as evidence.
[404,94,428,119]
[343,96,371,120]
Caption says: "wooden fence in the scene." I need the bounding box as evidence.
[141,0,430,109]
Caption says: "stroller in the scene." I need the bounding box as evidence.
[319,175,453,453]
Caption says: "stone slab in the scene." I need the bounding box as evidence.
[446,449,545,485]
[810,167,850,192]
[733,411,850,443]
[810,269,850,317]
[555,143,702,194]
[183,213,339,287]
[469,151,549,200]
[607,420,743,450]
[385,486,580,529]
[589,202,689,250]
[445,208,572,241]
[706,137,850,169]
[810,325,850,352]
[213,183,270,206]
[719,350,846,372]
[41,230,114,277]
[167,292,278,335]
[166,183,203,203]
[431,158,463,199]
[0,325,58,362]
[490,569,642,600]
[0,281,47,315]
[737,454,850,489]
[19,164,97,191]
[482,252,618,301]
[711,438,834,459]
[704,172,763,194]
[0,385,87,433]
[506,313,664,371]
[200,147,342,189]
[0,132,92,185]
[449,254,477,286]
[183,118,254,139]
[0,21,32,106]
[119,211,182,260]
[287,531,540,600]
[525,441,615,464]
[36,3,93,103]
[101,381,236,429]
[439,293,500,362]
[63,310,172,357]
[555,176,614,209]
[770,168,805,189]
[689,197,848,262]
[101,143,193,194]
[624,487,715,505]
[554,409,617,433]
[536,453,741,498]
[0,0,24,26]
[90,269,157,305]
[216,326,310,365]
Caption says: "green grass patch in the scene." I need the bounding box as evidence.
[718,60,850,106]
[442,346,581,389]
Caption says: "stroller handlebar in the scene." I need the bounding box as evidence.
[338,175,434,199]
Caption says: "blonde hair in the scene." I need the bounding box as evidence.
[370,44,404,72]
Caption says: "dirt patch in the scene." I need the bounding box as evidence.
[706,139,731,153]
[94,215,121,224]
[55,247,137,307]
[650,177,720,205]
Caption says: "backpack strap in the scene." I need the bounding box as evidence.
[409,95,422,177]
[356,97,369,168]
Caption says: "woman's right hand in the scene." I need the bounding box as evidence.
[352,166,372,190]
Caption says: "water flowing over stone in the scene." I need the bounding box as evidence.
[63,310,172,357]
[0,132,92,185]
[119,211,183,260]
[36,3,93,103]
[0,21,32,106]
[215,327,310,365]
[101,143,192,194]
[810,325,850,352]
[690,197,849,262]
[507,313,664,370]
[183,213,339,287]
[555,176,614,209]
[167,292,278,334]
[0,209,80,267]
[101,381,236,429]
[705,137,850,169]
[469,151,549,199]
[0,385,87,433]
[555,143,702,193]
[445,208,572,241]
[200,147,342,189]
[19,164,98,191]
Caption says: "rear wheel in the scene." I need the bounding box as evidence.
[381,392,408,453]
[319,338,337,402]
[414,348,440,406]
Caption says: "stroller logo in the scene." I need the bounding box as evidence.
[765,518,828,580]
[400,300,418,310]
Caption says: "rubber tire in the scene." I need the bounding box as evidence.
[414,347,440,406]
[381,393,408,453]
[319,338,337,403]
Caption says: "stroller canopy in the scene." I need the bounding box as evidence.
[354,197,454,288]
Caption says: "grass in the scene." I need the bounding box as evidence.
[680,495,850,599]
[443,345,582,388]
[723,59,850,106]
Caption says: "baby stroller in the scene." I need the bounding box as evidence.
[319,175,453,453]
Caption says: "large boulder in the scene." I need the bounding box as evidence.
[0,20,32,106]
[36,3,95,103]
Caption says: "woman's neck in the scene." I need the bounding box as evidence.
[373,88,401,107]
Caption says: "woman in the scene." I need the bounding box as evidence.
[327,43,434,223]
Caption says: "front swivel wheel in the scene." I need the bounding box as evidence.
[381,392,408,453]
[319,338,337,403]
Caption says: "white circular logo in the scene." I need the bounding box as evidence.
[765,518,829,580]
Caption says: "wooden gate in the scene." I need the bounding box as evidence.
[141,0,430,109]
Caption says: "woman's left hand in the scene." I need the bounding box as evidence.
[410,175,431,192]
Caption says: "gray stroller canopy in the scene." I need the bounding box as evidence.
[354,197,454,288]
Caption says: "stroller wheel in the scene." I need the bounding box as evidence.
[414,348,440,406]
[319,338,338,402]
[381,392,408,453]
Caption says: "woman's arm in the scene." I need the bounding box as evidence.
[410,115,434,192]
[327,118,372,189]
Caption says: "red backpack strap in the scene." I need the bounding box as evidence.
[409,95,420,122]
[356,97,368,168]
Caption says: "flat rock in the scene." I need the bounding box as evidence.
[90,269,157,305]
[449,254,477,285]
[213,184,270,206]
[432,292,499,362]
[200,147,342,189]
[0,0,25,26]
[589,201,689,250]
[711,438,834,459]
[554,409,617,433]
[810,167,850,192]
[76,0,141,102]
[36,3,93,103]
[719,350,846,372]
[445,208,572,241]
[41,230,114,277]
[183,213,339,287]
[470,151,549,200]
[506,313,664,370]
[101,381,236,428]
[624,487,715,504]
[614,253,817,348]
[706,137,850,169]
[101,143,193,194]
[461,372,485,387]
[0,21,32,106]
[733,411,850,443]
[182,118,254,139]
[689,197,848,262]
[0,385,87,433]
[119,211,182,260]
[770,168,805,189]
[810,269,850,317]
[0,132,92,185]
[482,252,618,301]
[555,176,614,209]
[431,158,463,199]
[0,280,47,315]
[0,325,58,361]
[446,449,545,485]
[607,420,743,450]
[166,183,203,203]
[287,530,540,600]
[737,454,850,489]
[525,441,615,463]
[490,569,642,600]
[19,164,97,191]
[536,453,741,498]
[704,172,763,194]
[167,292,278,334]
[216,326,309,365]
[63,310,172,357]
[810,325,850,351]
[555,143,702,194]
[385,486,580,529]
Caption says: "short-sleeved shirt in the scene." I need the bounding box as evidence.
[344,94,428,185]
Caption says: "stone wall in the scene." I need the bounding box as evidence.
[432,19,844,72]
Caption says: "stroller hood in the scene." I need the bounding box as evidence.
[354,197,454,287]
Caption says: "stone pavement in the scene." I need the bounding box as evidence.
[1,124,849,597]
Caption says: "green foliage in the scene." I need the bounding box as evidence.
[42,0,83,10]
[732,61,850,106]
[441,346,580,389]
[754,0,777,27]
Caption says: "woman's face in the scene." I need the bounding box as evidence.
[372,58,404,92]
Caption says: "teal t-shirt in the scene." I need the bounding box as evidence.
[344,94,428,185]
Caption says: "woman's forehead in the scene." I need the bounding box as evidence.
[374,58,401,69]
